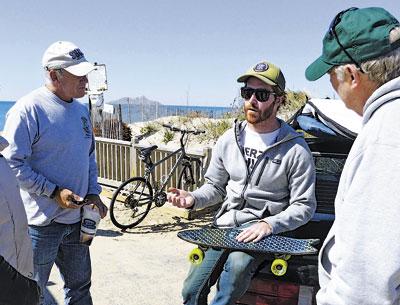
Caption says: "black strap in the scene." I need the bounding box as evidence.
[307,100,357,140]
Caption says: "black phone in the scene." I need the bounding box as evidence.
[71,198,88,205]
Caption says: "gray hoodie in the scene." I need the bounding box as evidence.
[0,136,34,279]
[317,76,400,305]
[191,120,316,234]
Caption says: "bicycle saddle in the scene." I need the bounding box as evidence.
[139,145,158,159]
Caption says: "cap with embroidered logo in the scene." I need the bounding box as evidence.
[237,61,286,92]
[305,7,400,81]
[42,41,95,77]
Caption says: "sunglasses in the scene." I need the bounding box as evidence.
[328,7,364,73]
[240,87,276,102]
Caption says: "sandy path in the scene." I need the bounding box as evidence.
[47,196,214,305]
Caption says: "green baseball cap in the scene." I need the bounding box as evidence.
[237,61,286,92]
[305,7,400,81]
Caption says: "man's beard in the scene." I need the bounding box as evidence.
[244,101,275,124]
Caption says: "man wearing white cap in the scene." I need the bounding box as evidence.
[3,41,107,305]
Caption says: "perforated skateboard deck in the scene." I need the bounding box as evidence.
[178,228,319,255]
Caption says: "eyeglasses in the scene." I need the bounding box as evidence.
[240,87,276,102]
[328,7,364,73]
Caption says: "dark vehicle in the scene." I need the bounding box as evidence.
[236,99,357,305]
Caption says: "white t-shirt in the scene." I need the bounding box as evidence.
[241,126,280,171]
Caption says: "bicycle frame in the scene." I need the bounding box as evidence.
[144,146,188,193]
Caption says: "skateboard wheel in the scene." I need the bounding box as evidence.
[271,258,288,276]
[189,247,204,265]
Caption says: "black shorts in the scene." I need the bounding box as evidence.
[0,255,40,305]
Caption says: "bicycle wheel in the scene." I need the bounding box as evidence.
[110,177,153,229]
[177,165,196,191]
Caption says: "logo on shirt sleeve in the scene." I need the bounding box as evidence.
[81,117,91,138]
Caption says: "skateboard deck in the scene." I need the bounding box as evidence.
[178,228,319,255]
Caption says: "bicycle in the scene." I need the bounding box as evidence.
[110,124,206,230]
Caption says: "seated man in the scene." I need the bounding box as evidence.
[167,60,316,305]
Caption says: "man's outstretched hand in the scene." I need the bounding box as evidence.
[167,187,195,208]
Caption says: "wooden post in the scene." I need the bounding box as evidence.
[201,147,212,184]
[117,104,123,140]
[131,143,137,177]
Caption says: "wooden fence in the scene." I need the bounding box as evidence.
[95,137,134,187]
[95,137,212,190]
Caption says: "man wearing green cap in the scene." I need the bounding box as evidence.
[168,61,316,305]
[305,7,400,305]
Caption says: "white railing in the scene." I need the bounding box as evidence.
[95,137,212,189]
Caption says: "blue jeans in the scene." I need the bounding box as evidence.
[28,222,92,305]
[182,248,265,305]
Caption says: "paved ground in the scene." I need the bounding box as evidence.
[46,196,215,305]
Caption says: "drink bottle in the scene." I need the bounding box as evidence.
[80,204,101,245]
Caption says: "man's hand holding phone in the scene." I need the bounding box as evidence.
[54,188,85,209]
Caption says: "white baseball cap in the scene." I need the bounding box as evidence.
[42,41,95,76]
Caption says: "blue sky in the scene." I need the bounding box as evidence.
[0,1,399,106]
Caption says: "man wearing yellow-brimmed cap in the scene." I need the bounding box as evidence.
[305,7,400,305]
[168,61,316,304]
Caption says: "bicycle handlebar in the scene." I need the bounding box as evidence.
[162,124,205,135]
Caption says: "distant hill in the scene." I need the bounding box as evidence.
[107,96,162,106]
